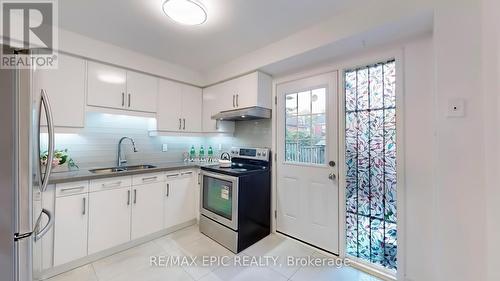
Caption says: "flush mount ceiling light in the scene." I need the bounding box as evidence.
[162,0,207,25]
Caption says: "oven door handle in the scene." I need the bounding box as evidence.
[200,171,239,182]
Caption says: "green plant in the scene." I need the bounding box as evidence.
[40,149,78,169]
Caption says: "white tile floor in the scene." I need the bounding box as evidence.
[46,225,381,281]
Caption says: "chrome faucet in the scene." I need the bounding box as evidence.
[117,137,138,167]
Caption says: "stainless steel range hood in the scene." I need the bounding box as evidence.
[211,106,271,121]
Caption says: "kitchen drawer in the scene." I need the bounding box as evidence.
[165,170,181,180]
[90,176,132,192]
[55,181,89,197]
[132,172,165,186]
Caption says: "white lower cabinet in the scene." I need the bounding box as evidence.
[164,171,197,229]
[53,193,88,266]
[50,170,198,268]
[88,187,131,255]
[131,175,164,239]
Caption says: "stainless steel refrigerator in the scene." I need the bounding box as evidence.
[0,47,55,281]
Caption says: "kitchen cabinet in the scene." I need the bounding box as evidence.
[164,170,197,229]
[53,192,88,266]
[88,185,131,255]
[126,71,158,112]
[34,54,86,128]
[157,79,202,132]
[202,82,235,133]
[233,71,272,109]
[130,174,164,239]
[87,61,158,113]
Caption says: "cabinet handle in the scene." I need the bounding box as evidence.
[183,118,186,130]
[142,176,158,182]
[127,190,130,205]
[82,197,86,215]
[232,95,235,108]
[133,189,137,204]
[179,118,182,130]
[60,186,85,193]
[181,171,193,176]
[122,92,125,107]
[128,93,131,107]
[166,183,170,197]
[101,181,122,188]
[166,173,179,178]
[236,94,239,107]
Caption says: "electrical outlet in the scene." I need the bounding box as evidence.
[447,98,465,117]
[162,144,168,152]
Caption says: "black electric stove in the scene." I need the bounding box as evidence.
[199,147,271,253]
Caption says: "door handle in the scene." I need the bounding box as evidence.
[39,90,55,193]
[166,183,170,197]
[134,189,137,204]
[127,190,130,205]
[82,197,86,215]
[328,173,336,181]
[34,209,53,241]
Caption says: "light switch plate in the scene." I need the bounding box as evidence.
[447,98,465,117]
[162,144,168,152]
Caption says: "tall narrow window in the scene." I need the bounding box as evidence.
[344,60,397,271]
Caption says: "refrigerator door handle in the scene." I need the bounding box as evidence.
[39,89,55,192]
[33,209,53,241]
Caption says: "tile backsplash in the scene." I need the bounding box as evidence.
[43,112,271,169]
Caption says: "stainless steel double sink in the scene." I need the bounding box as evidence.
[89,164,157,174]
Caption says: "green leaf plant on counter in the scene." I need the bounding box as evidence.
[40,148,79,171]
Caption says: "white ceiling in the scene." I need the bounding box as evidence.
[59,0,360,72]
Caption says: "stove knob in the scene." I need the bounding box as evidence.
[257,152,261,156]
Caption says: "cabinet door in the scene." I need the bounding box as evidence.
[88,188,131,254]
[157,79,182,131]
[202,84,235,133]
[164,173,196,228]
[126,71,158,113]
[131,182,164,239]
[181,85,202,132]
[35,54,86,128]
[234,72,258,108]
[87,61,127,109]
[53,193,88,266]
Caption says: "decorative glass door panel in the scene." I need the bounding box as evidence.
[344,60,397,270]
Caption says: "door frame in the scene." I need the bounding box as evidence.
[271,48,406,280]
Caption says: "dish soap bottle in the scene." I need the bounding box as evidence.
[189,145,196,162]
[207,146,214,162]
[199,145,205,162]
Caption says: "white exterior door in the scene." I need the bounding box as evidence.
[276,71,339,254]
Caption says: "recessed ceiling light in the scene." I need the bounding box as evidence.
[162,0,207,26]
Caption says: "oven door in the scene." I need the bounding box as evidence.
[200,171,239,231]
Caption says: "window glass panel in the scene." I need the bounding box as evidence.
[286,93,298,116]
[311,88,326,114]
[344,60,397,271]
[284,87,327,165]
[297,91,311,115]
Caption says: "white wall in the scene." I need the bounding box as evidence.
[482,0,500,280]
[58,29,204,86]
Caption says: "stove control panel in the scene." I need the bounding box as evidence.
[230,147,270,161]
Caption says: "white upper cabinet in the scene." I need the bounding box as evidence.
[157,79,202,132]
[202,71,272,133]
[34,54,86,128]
[87,61,127,110]
[126,71,158,113]
[234,71,272,109]
[87,61,158,113]
[181,84,202,132]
